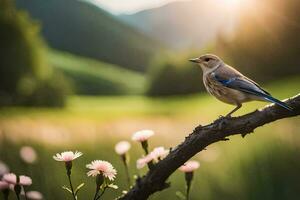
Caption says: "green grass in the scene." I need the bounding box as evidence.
[1,76,299,121]
[0,77,299,200]
[48,50,146,95]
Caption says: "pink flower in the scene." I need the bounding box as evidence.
[86,160,117,181]
[26,191,43,200]
[136,155,153,169]
[0,181,9,190]
[2,173,17,185]
[149,147,169,161]
[136,147,169,169]
[0,161,9,176]
[115,141,131,155]
[132,130,154,142]
[2,173,32,186]
[20,175,32,186]
[53,151,82,162]
[20,146,37,164]
[179,161,200,173]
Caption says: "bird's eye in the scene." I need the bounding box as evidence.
[204,58,211,62]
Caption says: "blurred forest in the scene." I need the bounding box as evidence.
[1,0,299,103]
[0,0,70,107]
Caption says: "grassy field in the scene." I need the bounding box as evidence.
[48,50,146,95]
[0,76,299,200]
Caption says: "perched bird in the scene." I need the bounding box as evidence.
[189,54,292,117]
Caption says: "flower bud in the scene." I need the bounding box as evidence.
[185,172,194,187]
[65,161,72,176]
[141,141,149,154]
[96,174,104,189]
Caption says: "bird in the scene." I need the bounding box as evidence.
[189,54,293,117]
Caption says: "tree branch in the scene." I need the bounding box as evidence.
[120,94,300,200]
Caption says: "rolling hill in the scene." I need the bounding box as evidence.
[120,0,237,50]
[15,0,163,71]
[48,50,146,95]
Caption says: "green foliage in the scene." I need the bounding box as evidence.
[205,142,300,200]
[0,0,70,107]
[20,71,71,107]
[15,0,163,72]
[217,0,300,83]
[146,53,205,96]
[48,50,146,95]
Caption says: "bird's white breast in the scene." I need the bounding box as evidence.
[201,64,221,76]
[203,72,249,105]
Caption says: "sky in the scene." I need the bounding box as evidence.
[88,0,187,14]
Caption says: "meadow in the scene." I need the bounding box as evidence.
[0,76,299,200]
[48,50,146,95]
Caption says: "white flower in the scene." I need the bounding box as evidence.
[132,130,154,142]
[0,181,9,190]
[20,175,32,186]
[2,173,32,186]
[0,161,9,176]
[149,147,169,162]
[53,151,82,162]
[2,173,17,185]
[179,161,200,172]
[20,146,37,164]
[25,191,43,200]
[115,141,131,155]
[86,160,117,181]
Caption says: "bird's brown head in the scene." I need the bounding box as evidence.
[189,54,223,71]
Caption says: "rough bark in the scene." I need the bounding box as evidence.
[120,94,300,200]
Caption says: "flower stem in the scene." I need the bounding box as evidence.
[23,187,28,200]
[67,174,77,200]
[93,186,99,200]
[185,172,193,200]
[124,163,131,188]
[96,186,107,200]
[121,155,131,188]
[15,193,20,200]
[141,141,149,155]
[186,186,190,200]
[14,184,21,200]
[3,190,9,200]
[141,141,154,169]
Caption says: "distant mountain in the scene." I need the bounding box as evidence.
[120,0,237,49]
[15,0,163,71]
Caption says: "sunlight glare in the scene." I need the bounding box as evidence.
[217,0,244,9]
[223,0,242,6]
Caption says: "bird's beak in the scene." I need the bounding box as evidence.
[189,58,200,63]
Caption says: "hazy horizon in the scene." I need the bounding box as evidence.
[87,0,188,14]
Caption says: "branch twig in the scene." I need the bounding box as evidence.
[119,94,300,200]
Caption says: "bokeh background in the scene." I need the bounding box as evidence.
[1,0,300,199]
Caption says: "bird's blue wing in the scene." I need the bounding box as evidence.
[212,73,293,111]
[212,73,267,96]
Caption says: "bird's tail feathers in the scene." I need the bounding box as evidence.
[263,95,293,111]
